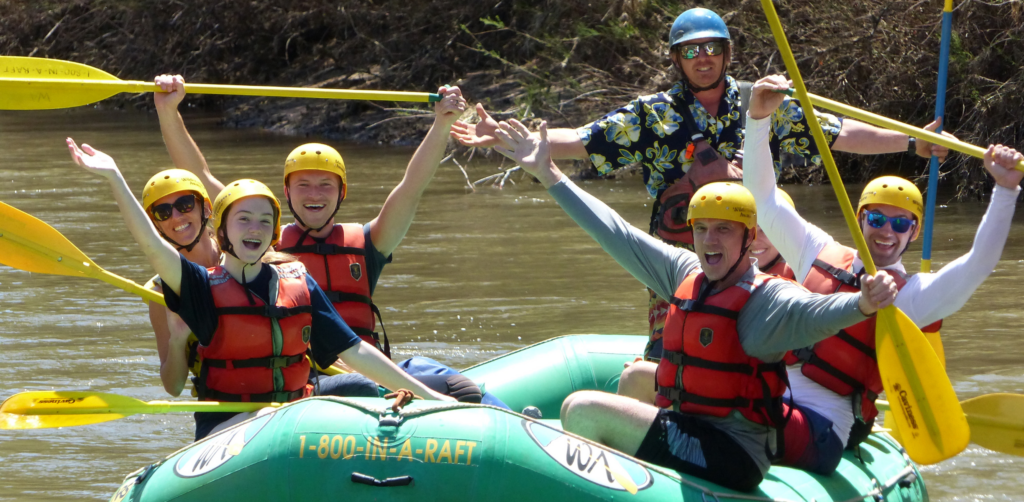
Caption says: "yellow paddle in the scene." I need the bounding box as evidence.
[760,0,969,465]
[0,200,164,304]
[0,391,279,430]
[0,201,345,375]
[774,89,1024,172]
[0,56,441,110]
[878,394,1024,458]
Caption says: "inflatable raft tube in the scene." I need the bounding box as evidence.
[110,336,926,502]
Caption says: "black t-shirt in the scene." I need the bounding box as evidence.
[163,255,364,440]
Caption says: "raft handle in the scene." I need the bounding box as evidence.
[897,471,918,489]
[351,472,413,487]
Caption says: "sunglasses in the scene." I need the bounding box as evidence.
[864,210,915,234]
[150,194,197,222]
[674,41,726,59]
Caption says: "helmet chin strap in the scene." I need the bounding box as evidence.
[685,66,727,93]
[286,190,342,237]
[157,205,208,253]
[221,225,267,306]
[702,227,752,300]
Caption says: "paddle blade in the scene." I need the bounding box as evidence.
[961,394,1024,457]
[876,307,969,464]
[0,411,126,430]
[0,56,121,110]
[0,201,97,277]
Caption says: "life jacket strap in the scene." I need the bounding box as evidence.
[812,258,860,289]
[325,291,372,305]
[216,305,313,318]
[278,243,365,256]
[668,297,741,320]
[203,353,306,370]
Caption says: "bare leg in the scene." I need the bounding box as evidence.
[561,390,659,456]
[617,361,658,404]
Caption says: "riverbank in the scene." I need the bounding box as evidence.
[2,0,1021,195]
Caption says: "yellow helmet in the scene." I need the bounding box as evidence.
[212,179,282,247]
[776,188,795,209]
[687,182,757,233]
[283,143,348,201]
[857,176,924,239]
[141,169,209,211]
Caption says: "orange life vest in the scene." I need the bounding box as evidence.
[196,262,314,403]
[760,254,795,280]
[787,243,942,422]
[656,271,789,426]
[277,223,389,358]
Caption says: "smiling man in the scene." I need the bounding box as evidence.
[743,74,1024,475]
[492,117,898,491]
[452,7,948,360]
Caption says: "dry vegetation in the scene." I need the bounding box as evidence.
[1,0,1022,196]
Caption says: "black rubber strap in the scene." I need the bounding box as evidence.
[216,304,313,318]
[325,291,372,305]
[351,473,413,487]
[812,259,860,289]
[277,243,365,256]
[669,297,740,320]
[203,353,305,370]
[835,329,877,359]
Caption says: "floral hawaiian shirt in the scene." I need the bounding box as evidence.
[576,76,843,230]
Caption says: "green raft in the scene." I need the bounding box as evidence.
[109,335,926,502]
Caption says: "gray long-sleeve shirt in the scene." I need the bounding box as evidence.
[548,177,869,474]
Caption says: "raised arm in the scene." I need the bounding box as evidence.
[450,103,587,159]
[832,118,951,161]
[339,342,453,402]
[66,139,183,293]
[369,87,466,256]
[495,119,699,299]
[896,145,1024,326]
[744,76,834,281]
[154,75,226,199]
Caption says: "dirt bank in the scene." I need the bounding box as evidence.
[2,0,1022,195]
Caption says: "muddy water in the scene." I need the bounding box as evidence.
[0,109,1020,500]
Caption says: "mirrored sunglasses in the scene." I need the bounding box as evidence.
[864,210,915,234]
[675,41,726,59]
[150,194,197,222]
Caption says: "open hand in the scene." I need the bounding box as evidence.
[748,75,791,121]
[857,270,898,316]
[983,144,1024,189]
[494,119,562,187]
[450,103,506,148]
[434,86,467,128]
[67,138,121,179]
[915,118,956,162]
[154,74,186,112]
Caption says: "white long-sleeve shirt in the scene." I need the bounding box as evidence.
[744,113,1020,445]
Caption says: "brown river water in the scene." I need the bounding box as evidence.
[0,109,1021,500]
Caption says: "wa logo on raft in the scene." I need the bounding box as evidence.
[523,420,653,492]
[174,411,274,478]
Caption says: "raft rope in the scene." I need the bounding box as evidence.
[117,396,921,501]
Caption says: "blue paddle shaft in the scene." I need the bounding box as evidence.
[922,10,953,266]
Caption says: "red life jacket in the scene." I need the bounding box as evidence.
[277,223,389,358]
[760,254,795,280]
[654,161,743,245]
[656,271,789,426]
[786,243,942,423]
[196,262,314,403]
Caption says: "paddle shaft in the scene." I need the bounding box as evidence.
[0,221,165,305]
[778,89,1024,172]
[0,77,442,103]
[921,1,955,273]
[13,400,275,415]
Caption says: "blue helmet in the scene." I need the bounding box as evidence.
[669,8,730,47]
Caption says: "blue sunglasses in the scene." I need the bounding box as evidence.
[863,210,915,234]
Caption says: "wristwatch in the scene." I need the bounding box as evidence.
[907,137,917,154]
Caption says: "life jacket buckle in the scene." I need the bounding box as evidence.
[313,243,335,255]
[272,356,290,369]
